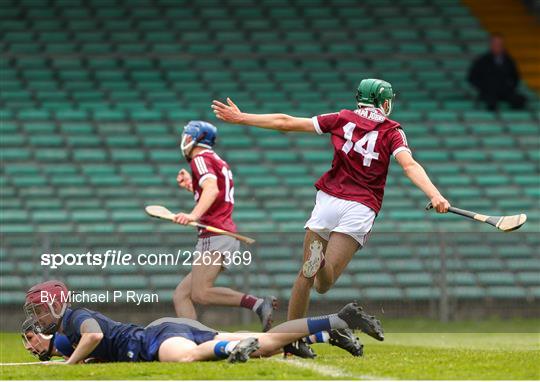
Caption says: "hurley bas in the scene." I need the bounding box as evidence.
[41,290,159,306]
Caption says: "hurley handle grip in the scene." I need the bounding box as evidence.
[425,202,475,219]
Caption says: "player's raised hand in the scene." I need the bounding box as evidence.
[177,169,193,192]
[431,194,450,213]
[212,97,243,123]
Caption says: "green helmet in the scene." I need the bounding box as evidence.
[356,79,395,116]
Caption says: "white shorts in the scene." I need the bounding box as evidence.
[195,235,240,269]
[304,190,376,246]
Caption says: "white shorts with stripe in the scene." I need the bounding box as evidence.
[304,190,376,246]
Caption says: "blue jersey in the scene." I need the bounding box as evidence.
[60,308,217,362]
[61,308,148,361]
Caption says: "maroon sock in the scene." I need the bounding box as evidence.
[240,294,258,310]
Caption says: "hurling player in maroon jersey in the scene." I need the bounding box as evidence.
[173,121,276,332]
[213,79,450,356]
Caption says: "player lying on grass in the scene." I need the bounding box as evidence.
[213,79,450,357]
[174,120,275,331]
[23,280,380,363]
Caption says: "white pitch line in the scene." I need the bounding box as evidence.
[0,360,65,366]
[274,357,393,380]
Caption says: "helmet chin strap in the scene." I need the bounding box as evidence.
[38,333,56,361]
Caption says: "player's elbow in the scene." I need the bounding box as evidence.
[278,114,302,131]
[85,332,104,343]
[402,159,420,175]
[207,185,220,198]
[208,189,219,203]
[275,114,291,130]
[202,182,219,198]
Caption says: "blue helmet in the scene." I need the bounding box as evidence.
[180,120,217,158]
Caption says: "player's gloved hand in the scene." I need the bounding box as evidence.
[431,195,450,213]
[212,97,243,123]
[177,169,193,192]
[173,212,197,225]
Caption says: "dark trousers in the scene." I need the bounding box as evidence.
[477,87,526,111]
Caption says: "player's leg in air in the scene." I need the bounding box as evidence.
[292,193,376,314]
[284,192,384,359]
[285,194,376,357]
[172,121,276,331]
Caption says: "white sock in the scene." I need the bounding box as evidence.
[307,331,330,344]
[320,331,330,342]
[224,340,240,354]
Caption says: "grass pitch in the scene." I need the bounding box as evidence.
[1,319,538,380]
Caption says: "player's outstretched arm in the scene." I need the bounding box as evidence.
[396,151,450,213]
[65,318,103,364]
[212,98,315,133]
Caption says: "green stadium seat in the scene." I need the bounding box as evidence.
[405,287,440,300]
[506,259,540,271]
[270,210,306,222]
[516,272,539,285]
[453,151,487,161]
[476,175,509,186]
[396,272,433,287]
[426,111,458,121]
[66,276,106,290]
[72,210,109,222]
[0,292,27,304]
[490,151,524,162]
[452,286,485,299]
[467,258,504,271]
[447,272,476,286]
[0,275,25,290]
[363,287,403,300]
[487,286,527,299]
[477,272,515,286]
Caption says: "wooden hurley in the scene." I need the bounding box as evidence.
[425,202,527,232]
[145,205,256,244]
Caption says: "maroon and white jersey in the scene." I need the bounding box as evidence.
[189,149,237,237]
[312,107,411,213]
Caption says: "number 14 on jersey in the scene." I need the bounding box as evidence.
[341,122,380,167]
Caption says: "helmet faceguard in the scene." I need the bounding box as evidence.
[21,318,55,361]
[356,79,395,117]
[180,133,196,159]
[24,280,69,335]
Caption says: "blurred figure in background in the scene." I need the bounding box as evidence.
[468,33,526,111]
